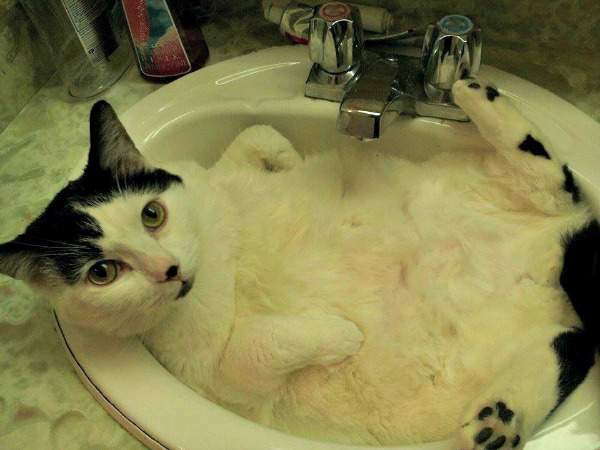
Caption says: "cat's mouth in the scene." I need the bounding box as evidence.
[177,278,194,299]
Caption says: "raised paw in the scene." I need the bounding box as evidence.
[452,78,513,136]
[458,400,523,450]
[310,315,364,366]
[220,125,302,172]
[452,78,557,167]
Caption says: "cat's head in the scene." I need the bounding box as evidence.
[0,101,204,337]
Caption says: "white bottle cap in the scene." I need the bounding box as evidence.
[348,3,394,34]
[263,0,394,35]
[263,0,293,24]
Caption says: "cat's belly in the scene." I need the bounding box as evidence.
[273,280,577,444]
[265,209,583,444]
[231,155,587,444]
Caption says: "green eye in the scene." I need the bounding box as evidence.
[88,260,119,285]
[141,201,166,229]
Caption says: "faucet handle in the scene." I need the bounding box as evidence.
[422,15,481,99]
[309,2,363,74]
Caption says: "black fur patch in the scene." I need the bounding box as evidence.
[1,165,181,283]
[468,82,481,89]
[486,86,500,101]
[551,330,596,408]
[560,220,600,345]
[562,165,580,203]
[518,134,551,159]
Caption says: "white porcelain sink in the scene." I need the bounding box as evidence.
[55,45,600,450]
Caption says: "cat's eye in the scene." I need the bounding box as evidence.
[88,260,119,285]
[141,201,166,229]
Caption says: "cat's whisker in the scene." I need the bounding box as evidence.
[35,253,86,258]
[37,237,94,248]
[122,174,129,198]
[14,240,90,251]
[115,173,124,196]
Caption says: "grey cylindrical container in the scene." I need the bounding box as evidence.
[20,0,132,98]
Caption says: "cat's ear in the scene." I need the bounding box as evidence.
[0,241,39,281]
[86,100,146,177]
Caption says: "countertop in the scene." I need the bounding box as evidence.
[1,12,599,450]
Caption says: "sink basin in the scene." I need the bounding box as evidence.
[55,45,600,450]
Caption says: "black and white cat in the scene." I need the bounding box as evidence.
[0,78,598,449]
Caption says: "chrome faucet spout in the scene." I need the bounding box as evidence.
[337,57,403,139]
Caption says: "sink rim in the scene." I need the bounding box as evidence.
[57,45,600,450]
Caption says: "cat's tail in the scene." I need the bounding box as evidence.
[560,219,600,352]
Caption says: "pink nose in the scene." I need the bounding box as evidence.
[149,260,181,282]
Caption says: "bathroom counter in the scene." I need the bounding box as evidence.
[1,12,599,450]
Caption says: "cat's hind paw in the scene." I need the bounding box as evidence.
[457,400,523,450]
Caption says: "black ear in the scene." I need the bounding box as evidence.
[0,241,39,281]
[87,101,146,177]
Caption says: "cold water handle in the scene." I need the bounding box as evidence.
[422,14,482,103]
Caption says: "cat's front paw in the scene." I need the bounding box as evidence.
[221,125,302,172]
[451,78,536,158]
[457,400,523,450]
[451,78,506,136]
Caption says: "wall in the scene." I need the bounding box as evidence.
[382,0,600,119]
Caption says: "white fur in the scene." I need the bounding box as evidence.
[48,84,593,447]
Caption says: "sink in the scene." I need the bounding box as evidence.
[56,45,600,450]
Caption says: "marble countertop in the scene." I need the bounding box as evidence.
[0,12,599,450]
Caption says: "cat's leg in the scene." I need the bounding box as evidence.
[452,79,581,211]
[457,326,597,450]
[216,313,364,402]
[215,125,303,173]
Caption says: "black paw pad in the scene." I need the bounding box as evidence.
[511,434,521,448]
[475,427,494,444]
[469,82,482,89]
[478,406,494,420]
[496,402,514,424]
[485,435,507,449]
[486,86,500,101]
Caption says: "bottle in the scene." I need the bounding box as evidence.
[121,0,210,82]
[20,0,132,98]
[263,0,394,44]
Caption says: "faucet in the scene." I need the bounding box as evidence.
[304,3,482,139]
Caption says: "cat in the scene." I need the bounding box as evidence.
[0,78,599,450]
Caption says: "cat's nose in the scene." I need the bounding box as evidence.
[165,265,179,281]
[151,260,180,282]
